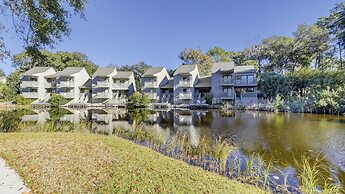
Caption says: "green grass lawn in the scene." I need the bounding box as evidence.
[0,132,266,193]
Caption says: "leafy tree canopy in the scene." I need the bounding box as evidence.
[13,50,98,75]
[0,0,87,55]
[179,48,213,76]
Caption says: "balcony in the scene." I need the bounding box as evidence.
[58,81,75,87]
[21,92,39,98]
[94,92,110,99]
[220,78,234,85]
[45,82,56,88]
[240,92,257,98]
[179,92,192,99]
[59,92,75,98]
[146,93,158,100]
[21,81,39,88]
[220,92,235,99]
[95,81,110,87]
[235,79,257,86]
[143,82,158,88]
[113,83,130,90]
[179,80,193,87]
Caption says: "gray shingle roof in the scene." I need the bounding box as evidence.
[45,71,62,78]
[173,64,197,75]
[92,67,116,77]
[194,76,211,88]
[160,79,174,89]
[113,71,133,79]
[142,67,165,77]
[234,66,256,73]
[79,79,92,88]
[58,67,85,76]
[211,62,235,73]
[21,67,52,76]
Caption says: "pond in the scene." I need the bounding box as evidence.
[0,108,344,192]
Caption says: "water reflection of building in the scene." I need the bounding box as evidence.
[59,108,82,123]
[92,109,130,135]
[21,109,51,123]
[172,111,201,147]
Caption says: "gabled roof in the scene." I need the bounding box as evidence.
[211,62,235,73]
[58,67,85,76]
[160,79,174,89]
[21,67,53,76]
[79,79,92,89]
[173,64,198,75]
[194,76,211,88]
[45,71,62,78]
[234,66,256,74]
[93,67,116,77]
[113,71,133,79]
[142,67,165,77]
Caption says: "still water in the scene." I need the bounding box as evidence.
[0,108,345,190]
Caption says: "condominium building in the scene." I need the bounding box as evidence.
[92,67,118,104]
[109,71,136,105]
[20,67,56,103]
[173,64,200,105]
[141,67,171,103]
[46,67,91,105]
[211,62,257,105]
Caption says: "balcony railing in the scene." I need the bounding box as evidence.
[144,82,158,88]
[113,83,130,89]
[240,92,257,98]
[220,92,235,99]
[21,92,39,98]
[59,92,75,98]
[94,92,110,98]
[58,81,75,87]
[45,82,56,88]
[95,81,110,87]
[235,79,257,85]
[146,93,157,100]
[21,81,39,88]
[220,78,233,85]
[179,80,192,87]
[179,92,192,99]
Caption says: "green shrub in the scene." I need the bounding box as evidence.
[14,95,35,105]
[0,83,15,102]
[204,93,213,105]
[128,92,150,108]
[49,94,68,107]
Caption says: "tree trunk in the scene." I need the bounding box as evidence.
[339,42,343,69]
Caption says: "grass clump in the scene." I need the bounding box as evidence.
[296,155,341,194]
[0,132,265,193]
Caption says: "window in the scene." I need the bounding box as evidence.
[223,75,232,83]
[223,88,231,93]
[245,87,254,92]
[247,75,254,83]
[182,77,190,81]
[182,89,189,93]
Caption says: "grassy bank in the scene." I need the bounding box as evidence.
[0,132,265,193]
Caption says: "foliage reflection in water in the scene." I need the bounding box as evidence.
[0,108,344,193]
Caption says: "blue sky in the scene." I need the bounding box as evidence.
[1,0,341,75]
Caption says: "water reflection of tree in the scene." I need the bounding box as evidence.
[0,109,35,132]
[128,109,152,124]
[49,108,71,123]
